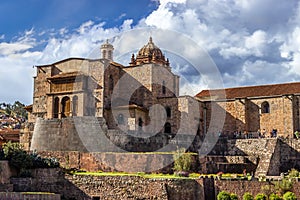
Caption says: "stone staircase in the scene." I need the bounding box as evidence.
[231,138,279,177]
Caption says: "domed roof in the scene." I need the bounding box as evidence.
[131,37,169,66]
[137,37,164,59]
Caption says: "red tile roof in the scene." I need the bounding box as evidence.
[0,130,20,144]
[195,82,300,100]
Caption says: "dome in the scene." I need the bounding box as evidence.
[129,37,169,66]
[137,37,164,59]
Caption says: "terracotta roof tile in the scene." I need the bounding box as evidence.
[195,82,300,100]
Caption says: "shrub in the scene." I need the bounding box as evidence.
[283,191,297,200]
[269,193,283,200]
[1,142,59,177]
[230,193,238,200]
[275,178,293,195]
[30,152,59,168]
[243,192,254,200]
[173,148,192,173]
[255,193,267,200]
[261,185,276,197]
[2,141,32,170]
[288,169,299,178]
[217,191,231,200]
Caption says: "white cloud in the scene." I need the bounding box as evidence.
[2,0,300,104]
[0,42,33,56]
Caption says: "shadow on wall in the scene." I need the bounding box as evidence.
[279,139,300,173]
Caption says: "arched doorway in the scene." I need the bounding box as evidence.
[164,122,171,133]
[72,96,78,116]
[53,97,59,118]
[61,96,71,118]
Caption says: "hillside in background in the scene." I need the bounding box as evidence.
[0,101,27,130]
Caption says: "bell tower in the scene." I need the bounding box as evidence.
[101,39,114,61]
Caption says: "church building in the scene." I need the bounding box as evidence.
[23,38,199,152]
[22,37,300,152]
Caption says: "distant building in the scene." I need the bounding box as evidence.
[196,82,300,138]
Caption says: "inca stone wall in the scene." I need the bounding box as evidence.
[37,150,199,173]
[0,193,61,200]
[207,138,300,176]
[11,168,205,200]
[215,179,300,199]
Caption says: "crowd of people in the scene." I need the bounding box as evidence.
[218,128,279,139]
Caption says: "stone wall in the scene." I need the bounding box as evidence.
[30,116,199,153]
[11,168,205,200]
[215,179,300,199]
[206,138,300,176]
[38,151,199,173]
[203,95,296,138]
[0,192,61,200]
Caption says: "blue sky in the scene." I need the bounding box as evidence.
[1,0,300,104]
[0,0,157,40]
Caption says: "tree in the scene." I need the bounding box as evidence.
[173,148,193,175]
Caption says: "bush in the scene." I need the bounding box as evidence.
[230,193,238,200]
[30,152,59,168]
[217,191,231,200]
[283,191,297,200]
[275,178,294,195]
[255,193,267,200]
[173,148,192,173]
[2,141,32,170]
[269,193,283,200]
[1,142,59,177]
[261,185,276,197]
[288,169,299,178]
[243,192,254,200]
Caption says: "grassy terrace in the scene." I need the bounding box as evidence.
[70,171,248,180]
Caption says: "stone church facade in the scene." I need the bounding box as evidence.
[23,38,199,152]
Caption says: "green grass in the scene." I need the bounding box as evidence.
[72,171,200,179]
[70,171,250,180]
[97,152,198,155]
[21,192,56,195]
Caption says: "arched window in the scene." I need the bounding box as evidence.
[108,50,112,60]
[164,122,171,133]
[53,97,59,118]
[72,96,78,116]
[61,96,71,118]
[261,101,270,113]
[162,81,166,94]
[165,107,171,118]
[109,75,114,91]
[102,50,106,59]
[117,114,124,125]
